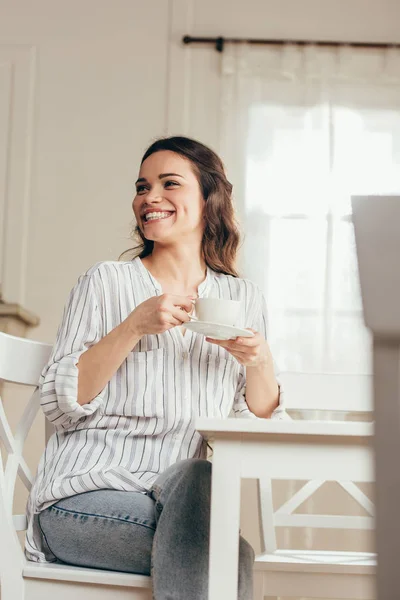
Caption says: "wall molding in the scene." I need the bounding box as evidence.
[0,301,39,327]
[166,0,194,135]
[0,44,36,306]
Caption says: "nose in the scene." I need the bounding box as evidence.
[146,193,162,203]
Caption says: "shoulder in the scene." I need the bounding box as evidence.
[211,271,262,303]
[72,261,139,296]
[80,260,137,282]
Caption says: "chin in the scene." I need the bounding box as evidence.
[145,230,183,245]
[142,221,179,239]
[141,229,171,242]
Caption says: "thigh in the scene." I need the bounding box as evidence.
[38,489,156,574]
[150,458,211,506]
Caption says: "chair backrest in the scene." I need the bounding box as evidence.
[258,371,374,553]
[258,477,375,553]
[0,332,52,385]
[0,331,52,568]
[280,371,373,413]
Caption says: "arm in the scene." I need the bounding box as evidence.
[41,271,193,427]
[207,285,288,420]
[208,331,280,418]
[40,271,106,428]
[77,291,194,405]
[241,289,288,418]
[40,270,140,427]
[244,342,279,418]
[77,321,141,405]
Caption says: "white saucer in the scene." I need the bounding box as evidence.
[185,320,255,340]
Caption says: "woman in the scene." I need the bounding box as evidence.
[25,136,287,599]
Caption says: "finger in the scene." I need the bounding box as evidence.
[206,336,251,346]
[205,338,256,357]
[207,347,249,364]
[206,339,250,354]
[233,335,259,347]
[205,338,236,347]
[170,295,195,312]
[166,315,184,327]
[171,307,191,323]
[229,351,250,362]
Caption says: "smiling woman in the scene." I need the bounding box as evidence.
[122,136,241,277]
[25,135,287,600]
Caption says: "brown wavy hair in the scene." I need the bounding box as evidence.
[119,136,241,277]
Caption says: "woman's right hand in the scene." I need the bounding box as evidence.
[127,294,194,337]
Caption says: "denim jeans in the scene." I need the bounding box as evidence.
[38,458,254,599]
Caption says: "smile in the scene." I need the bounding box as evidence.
[143,211,175,223]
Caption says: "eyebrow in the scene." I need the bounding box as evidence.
[135,173,184,185]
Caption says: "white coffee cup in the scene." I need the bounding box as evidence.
[194,298,242,326]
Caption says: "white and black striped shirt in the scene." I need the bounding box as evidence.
[25,257,286,562]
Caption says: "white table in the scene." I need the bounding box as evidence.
[196,418,374,600]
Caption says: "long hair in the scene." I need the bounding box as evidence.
[120,136,241,277]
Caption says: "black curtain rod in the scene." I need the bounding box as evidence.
[182,35,400,53]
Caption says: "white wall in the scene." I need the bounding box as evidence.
[192,0,400,40]
[1,0,170,340]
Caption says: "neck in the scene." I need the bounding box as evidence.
[143,242,207,292]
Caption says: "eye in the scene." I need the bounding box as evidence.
[164,180,179,188]
[135,184,148,194]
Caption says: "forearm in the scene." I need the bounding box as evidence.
[245,347,279,418]
[77,319,142,405]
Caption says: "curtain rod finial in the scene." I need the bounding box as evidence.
[216,36,224,52]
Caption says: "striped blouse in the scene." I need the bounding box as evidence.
[25,257,287,562]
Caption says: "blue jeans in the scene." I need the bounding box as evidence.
[38,458,254,599]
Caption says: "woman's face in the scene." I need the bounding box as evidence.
[133,150,206,245]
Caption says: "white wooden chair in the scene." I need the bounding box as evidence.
[0,331,152,600]
[279,371,373,416]
[254,371,376,599]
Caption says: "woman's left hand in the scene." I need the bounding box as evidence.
[206,329,269,367]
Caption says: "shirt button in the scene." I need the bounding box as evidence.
[182,351,189,359]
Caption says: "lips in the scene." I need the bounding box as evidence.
[142,210,175,223]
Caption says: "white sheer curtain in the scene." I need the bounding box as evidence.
[220,44,400,373]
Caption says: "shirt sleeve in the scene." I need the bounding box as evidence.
[39,271,106,429]
[232,284,290,420]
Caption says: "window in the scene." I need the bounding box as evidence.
[220,45,400,373]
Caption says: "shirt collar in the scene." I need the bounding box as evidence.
[135,256,213,298]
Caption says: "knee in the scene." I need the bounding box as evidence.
[238,536,255,599]
[178,458,211,484]
[171,458,211,493]
[154,459,212,511]
[239,535,255,568]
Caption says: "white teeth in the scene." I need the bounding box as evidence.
[144,211,172,221]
